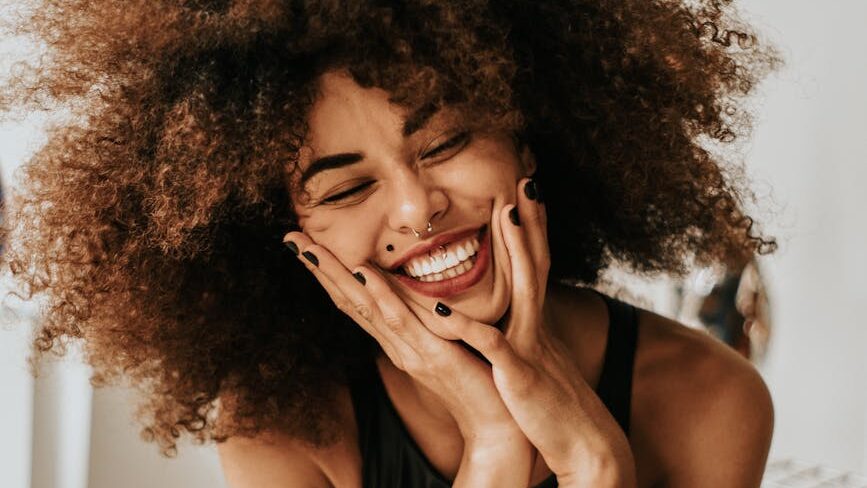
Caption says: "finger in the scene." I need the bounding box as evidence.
[499,203,543,349]
[518,177,550,278]
[399,295,465,341]
[283,232,356,316]
[352,264,449,361]
[283,232,403,360]
[455,320,535,393]
[416,300,515,366]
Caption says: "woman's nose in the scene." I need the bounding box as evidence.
[386,168,448,236]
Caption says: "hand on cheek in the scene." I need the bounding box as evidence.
[281,228,536,465]
[497,176,549,349]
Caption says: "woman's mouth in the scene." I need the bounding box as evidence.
[401,229,482,282]
[391,225,491,298]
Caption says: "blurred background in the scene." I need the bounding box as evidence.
[1,0,866,487]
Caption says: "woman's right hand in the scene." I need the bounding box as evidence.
[283,231,535,475]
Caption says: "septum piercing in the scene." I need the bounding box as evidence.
[410,221,433,238]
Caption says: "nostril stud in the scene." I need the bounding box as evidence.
[386,244,394,252]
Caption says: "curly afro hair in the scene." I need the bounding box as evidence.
[0,0,778,454]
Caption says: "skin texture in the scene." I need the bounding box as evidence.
[263,73,770,486]
[292,72,529,327]
[0,0,779,467]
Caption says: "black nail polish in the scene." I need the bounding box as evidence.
[435,302,452,317]
[302,250,319,267]
[353,271,366,285]
[524,179,538,201]
[509,207,520,226]
[284,240,299,255]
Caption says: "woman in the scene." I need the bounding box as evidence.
[1,0,778,486]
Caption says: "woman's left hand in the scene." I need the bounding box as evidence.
[442,178,637,487]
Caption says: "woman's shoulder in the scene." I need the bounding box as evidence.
[216,385,362,488]
[549,283,773,485]
[629,301,774,486]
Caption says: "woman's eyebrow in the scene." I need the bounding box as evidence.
[402,102,439,137]
[300,104,440,187]
[299,152,364,187]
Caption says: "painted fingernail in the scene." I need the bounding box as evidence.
[524,179,539,201]
[302,250,319,267]
[284,240,299,256]
[353,271,366,285]
[509,207,520,226]
[435,302,452,317]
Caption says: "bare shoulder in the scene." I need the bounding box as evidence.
[216,386,361,488]
[630,307,774,487]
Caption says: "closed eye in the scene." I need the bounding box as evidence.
[320,180,375,204]
[421,131,471,160]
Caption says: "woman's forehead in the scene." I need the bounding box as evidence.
[304,72,404,152]
[302,72,460,163]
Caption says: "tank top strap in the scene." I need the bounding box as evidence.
[591,290,640,436]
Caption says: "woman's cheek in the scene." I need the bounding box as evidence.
[304,217,379,270]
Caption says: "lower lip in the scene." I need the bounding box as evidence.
[393,226,491,298]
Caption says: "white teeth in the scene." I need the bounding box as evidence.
[401,233,482,280]
[432,256,445,273]
[456,246,468,261]
[444,268,457,279]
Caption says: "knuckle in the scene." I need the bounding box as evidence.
[332,297,351,313]
[353,302,375,322]
[401,357,425,376]
[479,327,507,353]
[389,356,406,372]
[382,313,404,333]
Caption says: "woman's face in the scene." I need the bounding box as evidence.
[291,71,534,325]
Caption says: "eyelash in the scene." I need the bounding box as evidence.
[320,131,471,204]
[421,131,471,159]
[321,181,376,203]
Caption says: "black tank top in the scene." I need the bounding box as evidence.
[348,291,640,487]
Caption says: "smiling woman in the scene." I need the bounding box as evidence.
[0,1,778,487]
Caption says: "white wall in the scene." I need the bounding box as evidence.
[87,388,226,488]
[739,0,867,474]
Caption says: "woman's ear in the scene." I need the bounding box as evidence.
[519,144,537,177]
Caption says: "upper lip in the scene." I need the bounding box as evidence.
[386,225,484,272]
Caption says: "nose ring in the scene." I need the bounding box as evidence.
[410,221,433,238]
